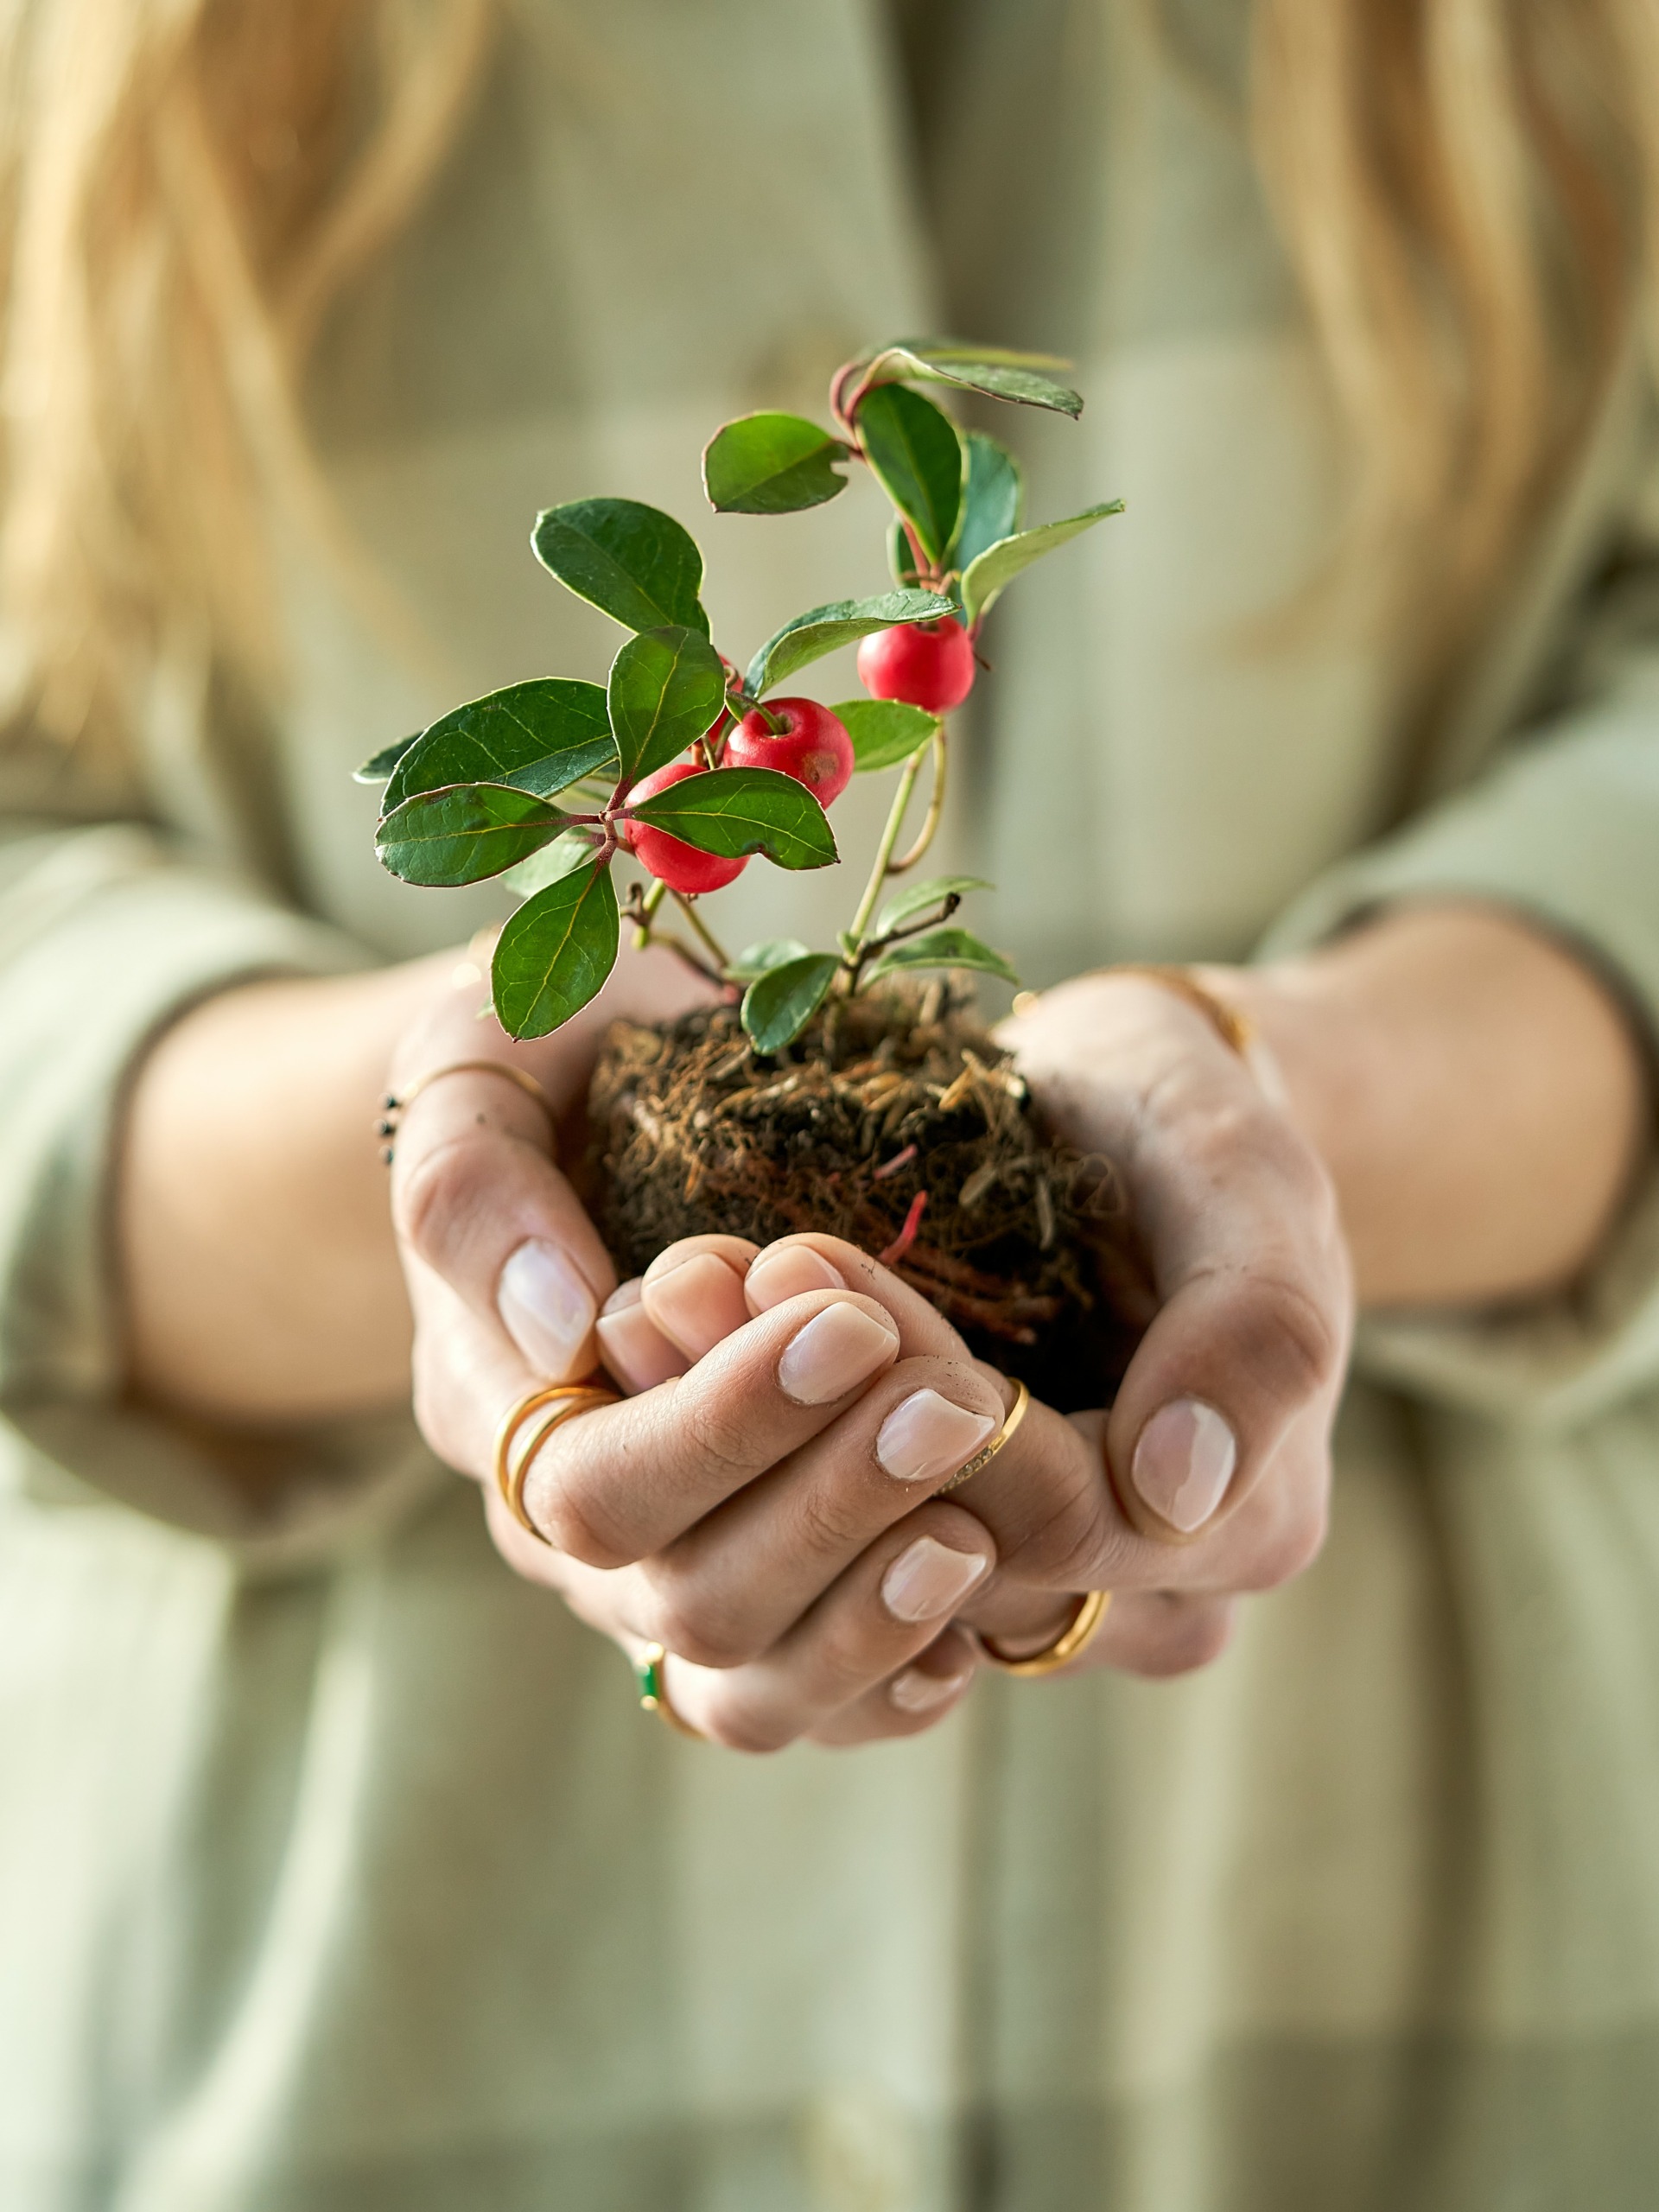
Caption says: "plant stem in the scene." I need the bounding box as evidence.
[671,889,733,973]
[887,728,948,874]
[732,691,781,734]
[653,932,730,988]
[843,741,927,964]
[631,875,666,951]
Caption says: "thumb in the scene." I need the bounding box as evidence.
[391,1063,616,1381]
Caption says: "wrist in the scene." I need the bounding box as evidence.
[1200,903,1649,1306]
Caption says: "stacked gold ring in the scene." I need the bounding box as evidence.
[492,1378,620,1541]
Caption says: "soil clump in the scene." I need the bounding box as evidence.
[584,986,1152,1412]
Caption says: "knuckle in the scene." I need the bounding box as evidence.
[1238,1494,1329,1591]
[999,1455,1111,1588]
[1124,1595,1236,1679]
[791,1482,871,1564]
[393,1130,499,1270]
[647,1588,760,1673]
[527,1471,634,1571]
[1234,1272,1344,1404]
[702,1694,794,1757]
[803,1618,890,1711]
[678,1389,758,1489]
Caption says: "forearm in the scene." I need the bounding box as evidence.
[117,954,451,1426]
[1217,902,1649,1308]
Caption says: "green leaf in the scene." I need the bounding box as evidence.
[531,498,709,636]
[384,679,616,809]
[960,500,1125,626]
[741,953,841,1053]
[950,431,1023,575]
[728,937,810,981]
[607,626,728,788]
[745,589,943,696]
[626,765,836,870]
[862,925,1019,988]
[854,382,963,566]
[831,697,939,773]
[855,339,1083,418]
[375,784,574,887]
[491,858,620,1039]
[354,732,419,784]
[874,874,992,938]
[702,412,851,514]
[502,827,600,899]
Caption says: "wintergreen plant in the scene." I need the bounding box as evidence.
[359,340,1122,1053]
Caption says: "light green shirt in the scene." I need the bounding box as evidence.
[5,4,1659,2205]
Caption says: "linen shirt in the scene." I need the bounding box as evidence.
[4,3,1659,2206]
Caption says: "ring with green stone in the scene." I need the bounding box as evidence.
[635,1643,704,1739]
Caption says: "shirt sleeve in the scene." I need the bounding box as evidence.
[0,810,445,1570]
[1260,619,1659,1433]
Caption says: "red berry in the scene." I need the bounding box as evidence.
[723,696,855,807]
[620,761,749,894]
[856,616,976,714]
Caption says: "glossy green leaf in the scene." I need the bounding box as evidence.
[384,679,615,809]
[531,498,709,636]
[830,697,939,773]
[862,925,1019,988]
[874,874,992,938]
[855,339,1083,418]
[502,827,600,900]
[626,765,836,870]
[728,937,810,981]
[854,383,963,565]
[375,784,572,887]
[354,732,419,784]
[950,432,1024,575]
[741,952,840,1053]
[702,412,851,514]
[491,858,620,1039]
[960,500,1125,626]
[745,589,942,696]
[607,626,728,787]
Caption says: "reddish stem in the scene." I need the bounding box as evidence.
[872,1142,918,1180]
[878,1189,929,1268]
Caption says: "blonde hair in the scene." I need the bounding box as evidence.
[3,0,1656,767]
[0,0,493,762]
[1253,0,1659,671]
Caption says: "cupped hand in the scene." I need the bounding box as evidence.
[392,950,1351,1752]
[585,967,1353,1708]
[387,941,994,1751]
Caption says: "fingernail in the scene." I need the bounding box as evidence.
[881,1536,988,1623]
[875,1389,995,1484]
[497,1238,597,1378]
[745,1243,846,1311]
[777,1302,899,1405]
[890,1664,971,1715]
[1131,1398,1237,1532]
[641,1251,750,1360]
[595,1281,689,1393]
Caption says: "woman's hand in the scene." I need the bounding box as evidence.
[554,965,1352,1717]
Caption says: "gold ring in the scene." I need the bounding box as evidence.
[938,1378,1029,1494]
[492,1379,620,1541]
[636,1643,703,1739]
[977,1589,1113,1677]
